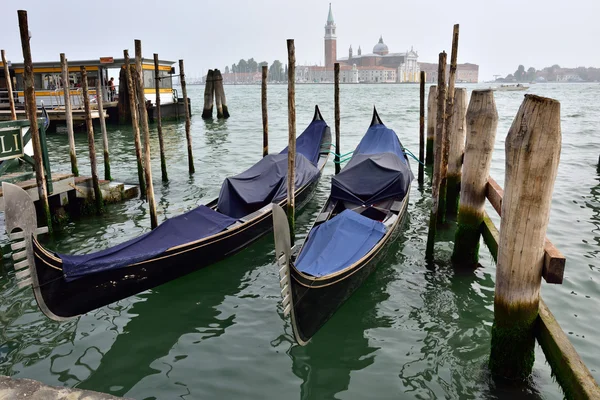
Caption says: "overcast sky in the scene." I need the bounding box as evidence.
[3,0,599,81]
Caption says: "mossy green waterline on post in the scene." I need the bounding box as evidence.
[491,95,561,380]
[425,85,436,165]
[81,66,104,214]
[18,10,52,232]
[445,88,467,216]
[286,39,296,242]
[425,52,447,259]
[452,89,497,266]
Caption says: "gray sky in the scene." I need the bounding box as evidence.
[3,0,599,81]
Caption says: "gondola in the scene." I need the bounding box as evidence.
[273,108,413,345]
[4,106,331,321]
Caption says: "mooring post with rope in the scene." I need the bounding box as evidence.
[334,62,341,174]
[286,39,296,241]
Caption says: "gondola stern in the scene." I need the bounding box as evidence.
[370,106,384,127]
[272,204,310,346]
[312,105,324,122]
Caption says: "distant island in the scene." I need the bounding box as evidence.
[497,65,600,83]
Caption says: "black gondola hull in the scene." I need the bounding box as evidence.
[288,194,408,343]
[32,171,323,320]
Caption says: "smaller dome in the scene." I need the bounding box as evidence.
[373,36,389,55]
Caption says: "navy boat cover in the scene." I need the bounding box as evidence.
[295,209,386,277]
[216,118,327,218]
[331,123,413,205]
[59,205,236,281]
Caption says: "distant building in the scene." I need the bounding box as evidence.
[419,62,479,83]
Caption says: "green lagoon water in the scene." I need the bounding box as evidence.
[1,83,599,399]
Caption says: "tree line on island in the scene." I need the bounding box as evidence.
[225,59,288,82]
[499,64,600,82]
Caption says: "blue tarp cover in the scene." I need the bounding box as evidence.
[217,118,326,219]
[295,209,386,277]
[216,154,319,219]
[331,123,413,205]
[59,205,236,281]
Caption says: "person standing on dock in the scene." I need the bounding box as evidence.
[109,77,116,101]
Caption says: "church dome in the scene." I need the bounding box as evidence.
[373,36,389,55]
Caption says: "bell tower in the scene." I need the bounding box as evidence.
[324,3,336,68]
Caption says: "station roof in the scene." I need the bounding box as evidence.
[2,57,175,69]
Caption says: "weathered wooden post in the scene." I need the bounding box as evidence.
[60,53,78,176]
[124,49,146,196]
[490,95,561,380]
[17,10,52,231]
[418,70,425,184]
[201,69,215,119]
[154,53,168,182]
[440,24,459,221]
[287,39,296,240]
[214,69,224,118]
[1,50,17,121]
[451,89,497,265]
[334,62,341,174]
[80,67,103,213]
[261,65,268,157]
[179,59,195,174]
[425,85,437,165]
[96,78,111,181]
[219,72,230,119]
[446,87,467,215]
[135,40,158,229]
[425,52,447,259]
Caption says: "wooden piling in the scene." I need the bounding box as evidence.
[154,53,168,182]
[135,40,158,229]
[80,67,103,213]
[418,70,425,184]
[334,62,341,175]
[179,59,194,174]
[425,52,447,259]
[451,89,497,266]
[96,78,111,181]
[261,65,268,157]
[201,69,215,119]
[425,85,437,165]
[60,53,78,177]
[123,49,146,196]
[219,71,230,119]
[214,69,223,118]
[17,10,52,231]
[1,50,17,121]
[490,95,561,380]
[286,39,296,240]
[446,87,467,215]
[440,24,459,221]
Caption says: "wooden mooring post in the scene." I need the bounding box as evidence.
[451,89,497,265]
[135,40,158,229]
[124,49,146,196]
[202,69,215,119]
[425,52,447,259]
[334,62,341,174]
[261,65,268,157]
[286,39,296,240]
[489,95,561,380]
[80,66,103,213]
[154,53,168,182]
[214,69,230,119]
[179,59,195,174]
[60,53,78,176]
[418,70,425,184]
[445,87,467,215]
[1,50,17,121]
[425,85,437,165]
[17,10,52,231]
[96,78,111,181]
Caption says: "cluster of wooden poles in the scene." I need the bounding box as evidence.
[12,10,197,231]
[201,69,229,119]
[416,24,571,383]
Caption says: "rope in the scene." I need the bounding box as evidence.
[402,147,425,166]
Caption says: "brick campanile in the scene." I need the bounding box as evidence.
[324,3,337,68]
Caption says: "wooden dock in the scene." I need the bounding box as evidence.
[0,107,107,124]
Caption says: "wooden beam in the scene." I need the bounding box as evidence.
[538,299,600,399]
[485,176,565,284]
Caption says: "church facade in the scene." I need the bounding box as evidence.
[296,4,420,83]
